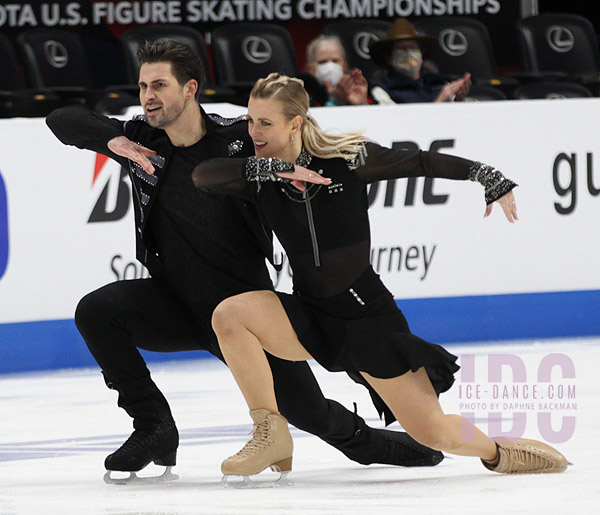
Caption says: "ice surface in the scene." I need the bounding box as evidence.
[1,338,597,514]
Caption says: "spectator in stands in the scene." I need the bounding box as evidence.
[369,18,471,104]
[301,35,369,106]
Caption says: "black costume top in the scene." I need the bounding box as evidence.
[193,143,514,410]
[46,105,274,310]
[193,142,482,299]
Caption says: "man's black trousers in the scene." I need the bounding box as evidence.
[74,278,376,463]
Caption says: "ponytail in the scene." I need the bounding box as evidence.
[301,114,368,160]
[251,73,369,161]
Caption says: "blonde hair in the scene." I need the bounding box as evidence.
[250,73,369,161]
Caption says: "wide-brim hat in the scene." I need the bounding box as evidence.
[369,19,437,67]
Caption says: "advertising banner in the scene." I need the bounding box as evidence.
[0,1,513,29]
[0,98,598,372]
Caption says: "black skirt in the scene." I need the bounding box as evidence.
[276,266,459,407]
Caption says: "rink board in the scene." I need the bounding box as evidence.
[1,289,598,374]
[0,100,599,373]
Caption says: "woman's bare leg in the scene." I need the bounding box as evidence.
[213,293,567,473]
[213,291,495,459]
[211,290,312,413]
[361,368,497,461]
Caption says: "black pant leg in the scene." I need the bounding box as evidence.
[76,279,441,466]
[267,355,443,467]
[74,278,217,384]
[267,355,372,458]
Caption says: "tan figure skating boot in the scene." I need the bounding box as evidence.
[482,438,568,474]
[221,409,293,485]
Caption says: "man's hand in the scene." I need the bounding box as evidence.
[435,73,472,103]
[277,165,332,192]
[107,135,157,174]
[329,69,369,106]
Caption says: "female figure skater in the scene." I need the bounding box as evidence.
[192,73,567,482]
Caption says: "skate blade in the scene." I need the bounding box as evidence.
[103,466,179,485]
[221,471,293,489]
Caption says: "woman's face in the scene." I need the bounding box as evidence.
[247,97,300,161]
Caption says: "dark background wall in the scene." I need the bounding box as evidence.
[1,1,598,88]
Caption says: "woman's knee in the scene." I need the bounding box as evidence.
[211,293,256,337]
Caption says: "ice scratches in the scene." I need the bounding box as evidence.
[222,470,293,489]
[0,434,116,462]
[0,425,308,463]
[104,466,179,485]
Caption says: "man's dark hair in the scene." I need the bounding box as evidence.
[137,39,206,100]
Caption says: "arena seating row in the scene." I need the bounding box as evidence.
[1,13,599,118]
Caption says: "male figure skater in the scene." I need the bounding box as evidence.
[46,39,442,482]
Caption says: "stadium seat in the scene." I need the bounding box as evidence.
[0,33,64,118]
[0,34,26,92]
[16,28,137,113]
[414,16,522,96]
[121,25,214,86]
[120,24,237,103]
[516,13,600,94]
[464,85,508,101]
[414,17,499,82]
[210,23,298,93]
[323,20,391,81]
[512,81,593,99]
[17,28,94,90]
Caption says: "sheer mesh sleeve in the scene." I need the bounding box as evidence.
[355,142,517,203]
[354,142,475,184]
[192,158,255,200]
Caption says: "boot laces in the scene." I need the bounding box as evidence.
[232,419,273,460]
[504,444,552,472]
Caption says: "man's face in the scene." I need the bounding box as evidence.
[138,62,188,129]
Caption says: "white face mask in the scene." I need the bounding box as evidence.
[314,61,344,87]
[390,48,423,78]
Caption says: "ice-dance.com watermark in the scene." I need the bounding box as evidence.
[456,353,576,443]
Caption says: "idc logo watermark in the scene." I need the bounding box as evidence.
[0,170,9,280]
[457,353,576,444]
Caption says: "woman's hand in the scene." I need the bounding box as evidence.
[485,190,518,223]
[276,165,332,192]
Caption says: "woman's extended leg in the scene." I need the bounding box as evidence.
[360,368,497,460]
[212,292,567,476]
[361,368,568,473]
[211,290,313,412]
[211,290,313,479]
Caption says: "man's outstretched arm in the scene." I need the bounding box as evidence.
[47,105,125,153]
[46,105,156,174]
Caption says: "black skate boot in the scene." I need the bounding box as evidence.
[104,419,179,472]
[103,373,179,484]
[326,402,444,467]
[376,427,444,467]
